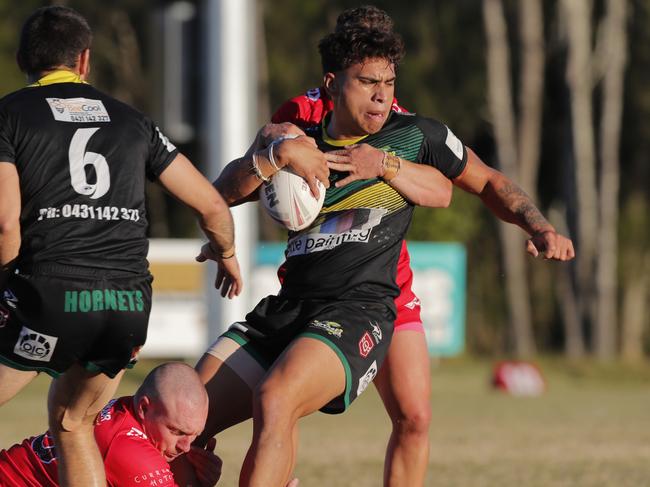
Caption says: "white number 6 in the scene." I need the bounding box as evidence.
[68,128,110,199]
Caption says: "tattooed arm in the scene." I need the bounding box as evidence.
[453,148,575,261]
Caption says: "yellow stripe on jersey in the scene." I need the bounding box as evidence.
[28,70,88,87]
[322,181,406,214]
[321,119,368,147]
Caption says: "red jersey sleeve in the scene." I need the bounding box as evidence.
[104,434,177,487]
[271,88,333,127]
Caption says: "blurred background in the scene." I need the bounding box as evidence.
[1,0,649,485]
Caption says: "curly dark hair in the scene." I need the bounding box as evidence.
[319,27,405,74]
[17,6,92,77]
[335,5,394,33]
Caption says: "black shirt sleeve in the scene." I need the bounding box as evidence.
[416,117,467,179]
[144,118,179,181]
[0,106,16,163]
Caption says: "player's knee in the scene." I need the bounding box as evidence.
[393,403,431,437]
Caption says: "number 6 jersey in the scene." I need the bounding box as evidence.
[0,71,178,274]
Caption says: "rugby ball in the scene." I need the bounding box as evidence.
[259,167,325,231]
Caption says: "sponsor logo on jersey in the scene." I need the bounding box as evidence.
[444,125,464,160]
[97,399,118,424]
[309,320,343,338]
[370,321,382,344]
[306,88,322,101]
[13,326,58,362]
[357,360,378,396]
[404,296,421,310]
[126,427,148,440]
[358,332,374,358]
[46,97,111,123]
[133,467,174,484]
[286,208,387,257]
[64,289,145,313]
[2,289,18,309]
[31,432,57,464]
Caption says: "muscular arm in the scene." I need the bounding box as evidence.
[326,144,453,208]
[159,154,235,255]
[454,148,575,260]
[0,162,20,289]
[215,131,329,207]
[453,148,552,234]
[385,158,452,208]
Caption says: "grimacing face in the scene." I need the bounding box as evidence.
[137,396,207,461]
[326,57,396,139]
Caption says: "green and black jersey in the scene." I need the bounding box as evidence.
[279,111,467,311]
[0,71,178,274]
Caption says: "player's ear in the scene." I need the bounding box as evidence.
[135,395,150,420]
[78,48,91,80]
[323,72,338,97]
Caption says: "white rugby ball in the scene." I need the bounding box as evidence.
[259,167,325,231]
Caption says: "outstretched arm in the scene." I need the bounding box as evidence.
[158,154,242,298]
[453,148,575,261]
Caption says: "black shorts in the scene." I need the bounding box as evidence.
[222,295,393,414]
[0,265,152,378]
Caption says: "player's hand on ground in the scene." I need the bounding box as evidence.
[195,244,243,298]
[274,136,330,198]
[186,437,222,487]
[325,143,385,186]
[258,122,306,148]
[526,230,575,261]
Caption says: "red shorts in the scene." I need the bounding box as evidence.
[394,241,423,333]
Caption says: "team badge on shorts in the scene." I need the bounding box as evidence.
[358,332,374,358]
[357,360,378,396]
[370,321,382,344]
[13,325,58,362]
[309,320,343,338]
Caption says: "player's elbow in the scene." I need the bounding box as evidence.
[0,215,20,237]
[199,191,231,222]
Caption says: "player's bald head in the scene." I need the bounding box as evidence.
[135,362,208,413]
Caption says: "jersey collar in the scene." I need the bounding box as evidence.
[28,70,88,87]
[321,113,369,147]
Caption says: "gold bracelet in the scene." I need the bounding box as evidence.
[382,152,401,182]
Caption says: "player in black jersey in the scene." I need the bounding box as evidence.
[0,7,241,487]
[186,17,574,487]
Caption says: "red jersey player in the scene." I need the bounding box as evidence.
[0,363,220,487]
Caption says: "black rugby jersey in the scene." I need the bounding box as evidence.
[0,71,178,274]
[279,111,467,310]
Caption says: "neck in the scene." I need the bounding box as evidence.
[28,67,82,85]
[325,112,367,140]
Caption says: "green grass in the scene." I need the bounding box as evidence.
[2,357,650,486]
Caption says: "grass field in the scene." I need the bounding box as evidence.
[2,357,650,486]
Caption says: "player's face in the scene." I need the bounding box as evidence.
[327,57,396,137]
[140,398,207,461]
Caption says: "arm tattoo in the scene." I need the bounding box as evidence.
[496,182,551,233]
